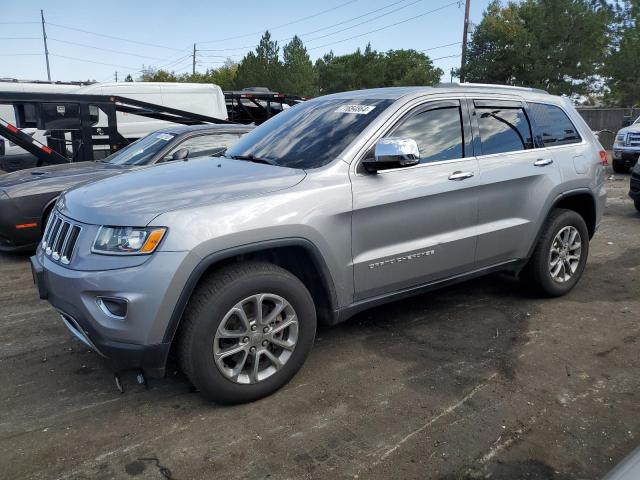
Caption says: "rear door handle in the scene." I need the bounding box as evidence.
[448,171,474,181]
[534,158,553,167]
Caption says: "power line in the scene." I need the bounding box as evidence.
[0,37,40,40]
[48,37,167,60]
[308,1,460,51]
[294,0,413,39]
[303,0,427,43]
[46,22,185,51]
[431,53,462,61]
[49,53,139,70]
[420,41,461,52]
[198,0,420,52]
[197,0,360,44]
[0,21,39,24]
[0,53,42,56]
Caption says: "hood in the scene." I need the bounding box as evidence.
[0,161,130,198]
[617,123,640,136]
[59,157,306,226]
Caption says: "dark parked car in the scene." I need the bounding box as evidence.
[0,124,251,251]
[630,161,640,213]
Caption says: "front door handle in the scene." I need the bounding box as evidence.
[448,171,474,181]
[534,158,554,167]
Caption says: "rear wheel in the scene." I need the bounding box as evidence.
[178,261,316,404]
[635,199,640,214]
[521,209,589,297]
[612,158,630,174]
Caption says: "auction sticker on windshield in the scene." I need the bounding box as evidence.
[335,104,376,115]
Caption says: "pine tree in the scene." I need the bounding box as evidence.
[282,36,318,97]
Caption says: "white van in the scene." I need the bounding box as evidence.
[71,82,227,141]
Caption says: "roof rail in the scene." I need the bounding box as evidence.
[435,82,549,94]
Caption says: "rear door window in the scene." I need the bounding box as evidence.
[387,103,465,164]
[475,102,533,155]
[529,103,581,146]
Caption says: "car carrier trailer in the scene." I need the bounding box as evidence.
[0,91,233,172]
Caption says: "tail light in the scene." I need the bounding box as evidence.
[599,150,608,166]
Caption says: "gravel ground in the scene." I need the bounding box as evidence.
[0,172,638,480]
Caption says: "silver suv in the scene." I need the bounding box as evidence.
[31,85,607,404]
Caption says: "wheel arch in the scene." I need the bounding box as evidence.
[162,238,339,345]
[551,190,597,239]
[522,188,597,267]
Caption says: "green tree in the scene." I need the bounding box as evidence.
[604,0,640,105]
[316,45,442,94]
[139,67,179,82]
[383,49,442,86]
[124,74,134,82]
[235,31,282,90]
[282,36,318,97]
[459,0,612,95]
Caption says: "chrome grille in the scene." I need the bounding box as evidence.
[626,132,640,147]
[42,211,82,264]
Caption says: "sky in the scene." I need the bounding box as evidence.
[1,0,494,84]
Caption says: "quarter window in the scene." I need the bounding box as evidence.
[476,107,533,155]
[388,106,464,163]
[529,103,581,146]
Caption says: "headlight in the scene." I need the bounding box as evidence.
[92,226,166,255]
[616,134,626,142]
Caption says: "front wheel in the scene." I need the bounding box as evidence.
[177,261,316,404]
[521,209,589,297]
[612,158,630,174]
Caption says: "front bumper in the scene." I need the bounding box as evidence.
[0,197,41,252]
[612,146,640,164]
[31,247,195,376]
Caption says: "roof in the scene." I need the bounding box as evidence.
[316,83,552,102]
[156,123,254,135]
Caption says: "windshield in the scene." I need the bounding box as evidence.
[105,132,176,166]
[225,98,394,169]
[634,117,640,125]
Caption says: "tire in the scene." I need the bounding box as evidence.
[635,199,640,214]
[177,261,316,404]
[612,158,630,174]
[521,208,589,297]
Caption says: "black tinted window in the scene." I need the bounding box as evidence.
[106,132,176,166]
[389,106,464,163]
[529,103,581,146]
[477,107,533,155]
[225,98,394,169]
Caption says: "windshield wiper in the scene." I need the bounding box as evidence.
[228,154,276,166]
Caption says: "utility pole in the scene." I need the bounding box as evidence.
[460,0,471,83]
[115,71,118,82]
[192,43,197,75]
[40,9,51,82]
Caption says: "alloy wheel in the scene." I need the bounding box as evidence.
[213,293,299,384]
[548,226,582,283]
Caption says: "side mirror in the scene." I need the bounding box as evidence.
[362,137,420,173]
[171,148,189,161]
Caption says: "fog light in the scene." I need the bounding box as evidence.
[96,296,128,319]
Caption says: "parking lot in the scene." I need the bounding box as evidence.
[0,172,637,480]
